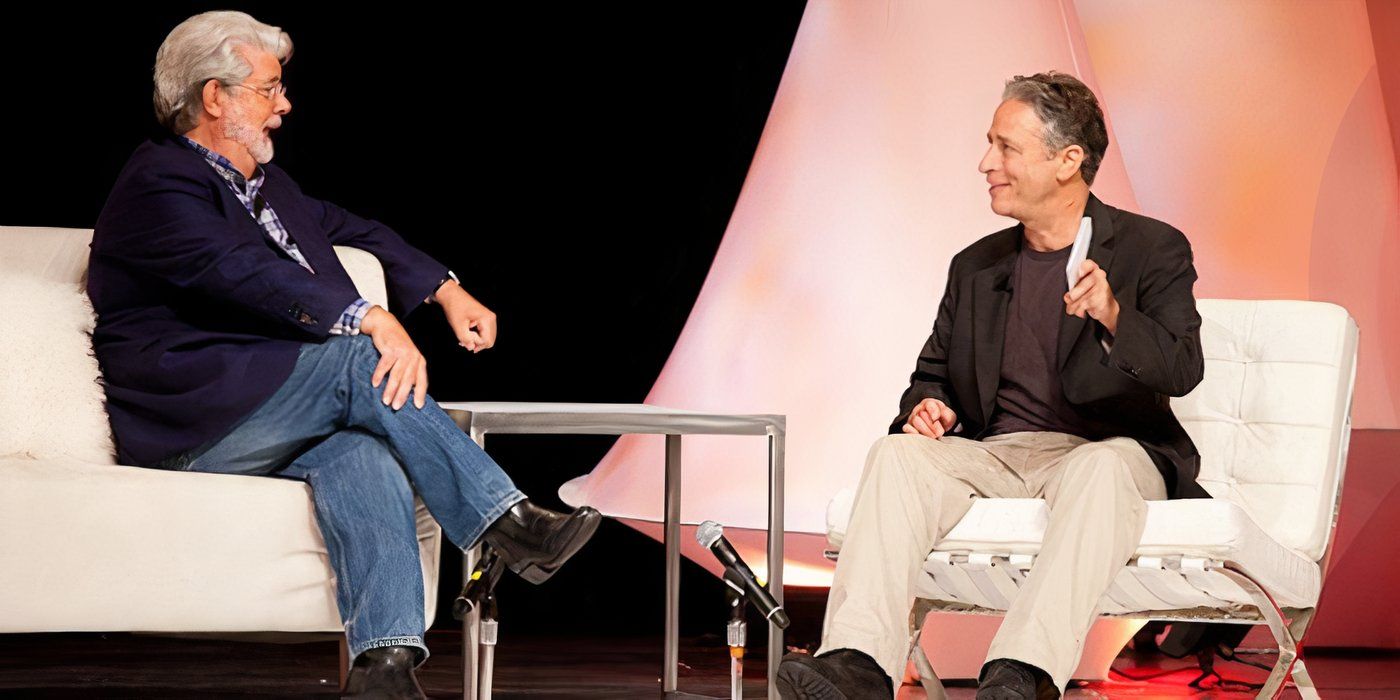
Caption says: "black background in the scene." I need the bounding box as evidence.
[1,3,807,636]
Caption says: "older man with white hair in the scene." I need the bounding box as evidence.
[87,11,600,699]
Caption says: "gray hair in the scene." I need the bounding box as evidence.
[153,11,293,135]
[1002,71,1108,186]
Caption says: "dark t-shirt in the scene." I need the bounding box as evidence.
[983,242,1095,439]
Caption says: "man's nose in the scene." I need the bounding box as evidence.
[275,93,291,116]
[978,145,996,173]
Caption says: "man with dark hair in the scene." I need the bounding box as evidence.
[777,71,1208,699]
[88,12,600,698]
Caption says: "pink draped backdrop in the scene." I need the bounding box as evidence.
[559,0,1400,648]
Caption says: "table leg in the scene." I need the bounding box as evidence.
[767,431,785,697]
[464,427,486,700]
[663,434,682,693]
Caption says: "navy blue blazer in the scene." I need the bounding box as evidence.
[88,132,450,467]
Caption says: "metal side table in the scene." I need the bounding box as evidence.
[440,402,786,699]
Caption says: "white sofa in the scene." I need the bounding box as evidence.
[826,299,1358,699]
[0,225,443,683]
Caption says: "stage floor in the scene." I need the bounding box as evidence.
[0,629,1396,697]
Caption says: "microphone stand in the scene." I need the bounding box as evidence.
[724,568,748,700]
[454,546,507,700]
[728,593,746,699]
[480,592,499,700]
[454,546,504,619]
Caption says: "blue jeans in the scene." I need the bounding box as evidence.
[153,334,526,666]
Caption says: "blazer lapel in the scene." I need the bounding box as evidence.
[1056,193,1118,372]
[971,231,1020,425]
[258,175,344,285]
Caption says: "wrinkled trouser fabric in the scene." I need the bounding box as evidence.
[817,431,1166,694]
[153,334,527,666]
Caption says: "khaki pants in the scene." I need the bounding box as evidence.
[817,431,1167,694]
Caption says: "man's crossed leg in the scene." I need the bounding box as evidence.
[158,334,600,696]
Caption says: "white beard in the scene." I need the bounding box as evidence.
[222,102,276,164]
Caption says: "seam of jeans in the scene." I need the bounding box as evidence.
[321,491,358,656]
[340,336,371,427]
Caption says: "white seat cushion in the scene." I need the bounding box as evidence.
[935,498,1319,608]
[825,492,1320,609]
[0,455,441,633]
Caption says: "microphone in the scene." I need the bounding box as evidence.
[696,520,790,629]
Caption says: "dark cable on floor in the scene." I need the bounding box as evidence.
[1110,644,1269,691]
[1108,666,1184,681]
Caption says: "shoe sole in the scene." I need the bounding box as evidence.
[776,662,847,700]
[511,507,602,585]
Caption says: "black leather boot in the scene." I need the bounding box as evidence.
[776,648,893,699]
[976,658,1059,699]
[481,498,602,584]
[341,645,426,699]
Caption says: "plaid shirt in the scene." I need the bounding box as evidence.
[178,136,457,334]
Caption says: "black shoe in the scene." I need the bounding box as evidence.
[481,498,602,584]
[776,648,892,699]
[976,658,1059,699]
[341,645,426,699]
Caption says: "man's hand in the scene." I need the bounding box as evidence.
[1064,259,1121,336]
[902,397,957,439]
[359,306,428,410]
[433,280,497,353]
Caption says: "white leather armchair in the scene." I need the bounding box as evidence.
[0,225,443,685]
[825,299,1358,699]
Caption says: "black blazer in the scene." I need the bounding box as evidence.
[889,193,1211,499]
[88,132,450,467]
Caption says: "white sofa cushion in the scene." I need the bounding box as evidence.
[0,454,441,633]
[0,273,116,464]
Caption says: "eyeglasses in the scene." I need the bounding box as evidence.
[227,80,287,101]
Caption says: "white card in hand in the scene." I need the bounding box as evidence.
[1065,216,1093,289]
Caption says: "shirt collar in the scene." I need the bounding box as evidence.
[178,134,265,198]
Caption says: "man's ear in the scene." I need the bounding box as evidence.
[1056,144,1085,184]
[199,79,224,121]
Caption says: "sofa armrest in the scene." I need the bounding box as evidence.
[332,246,389,311]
